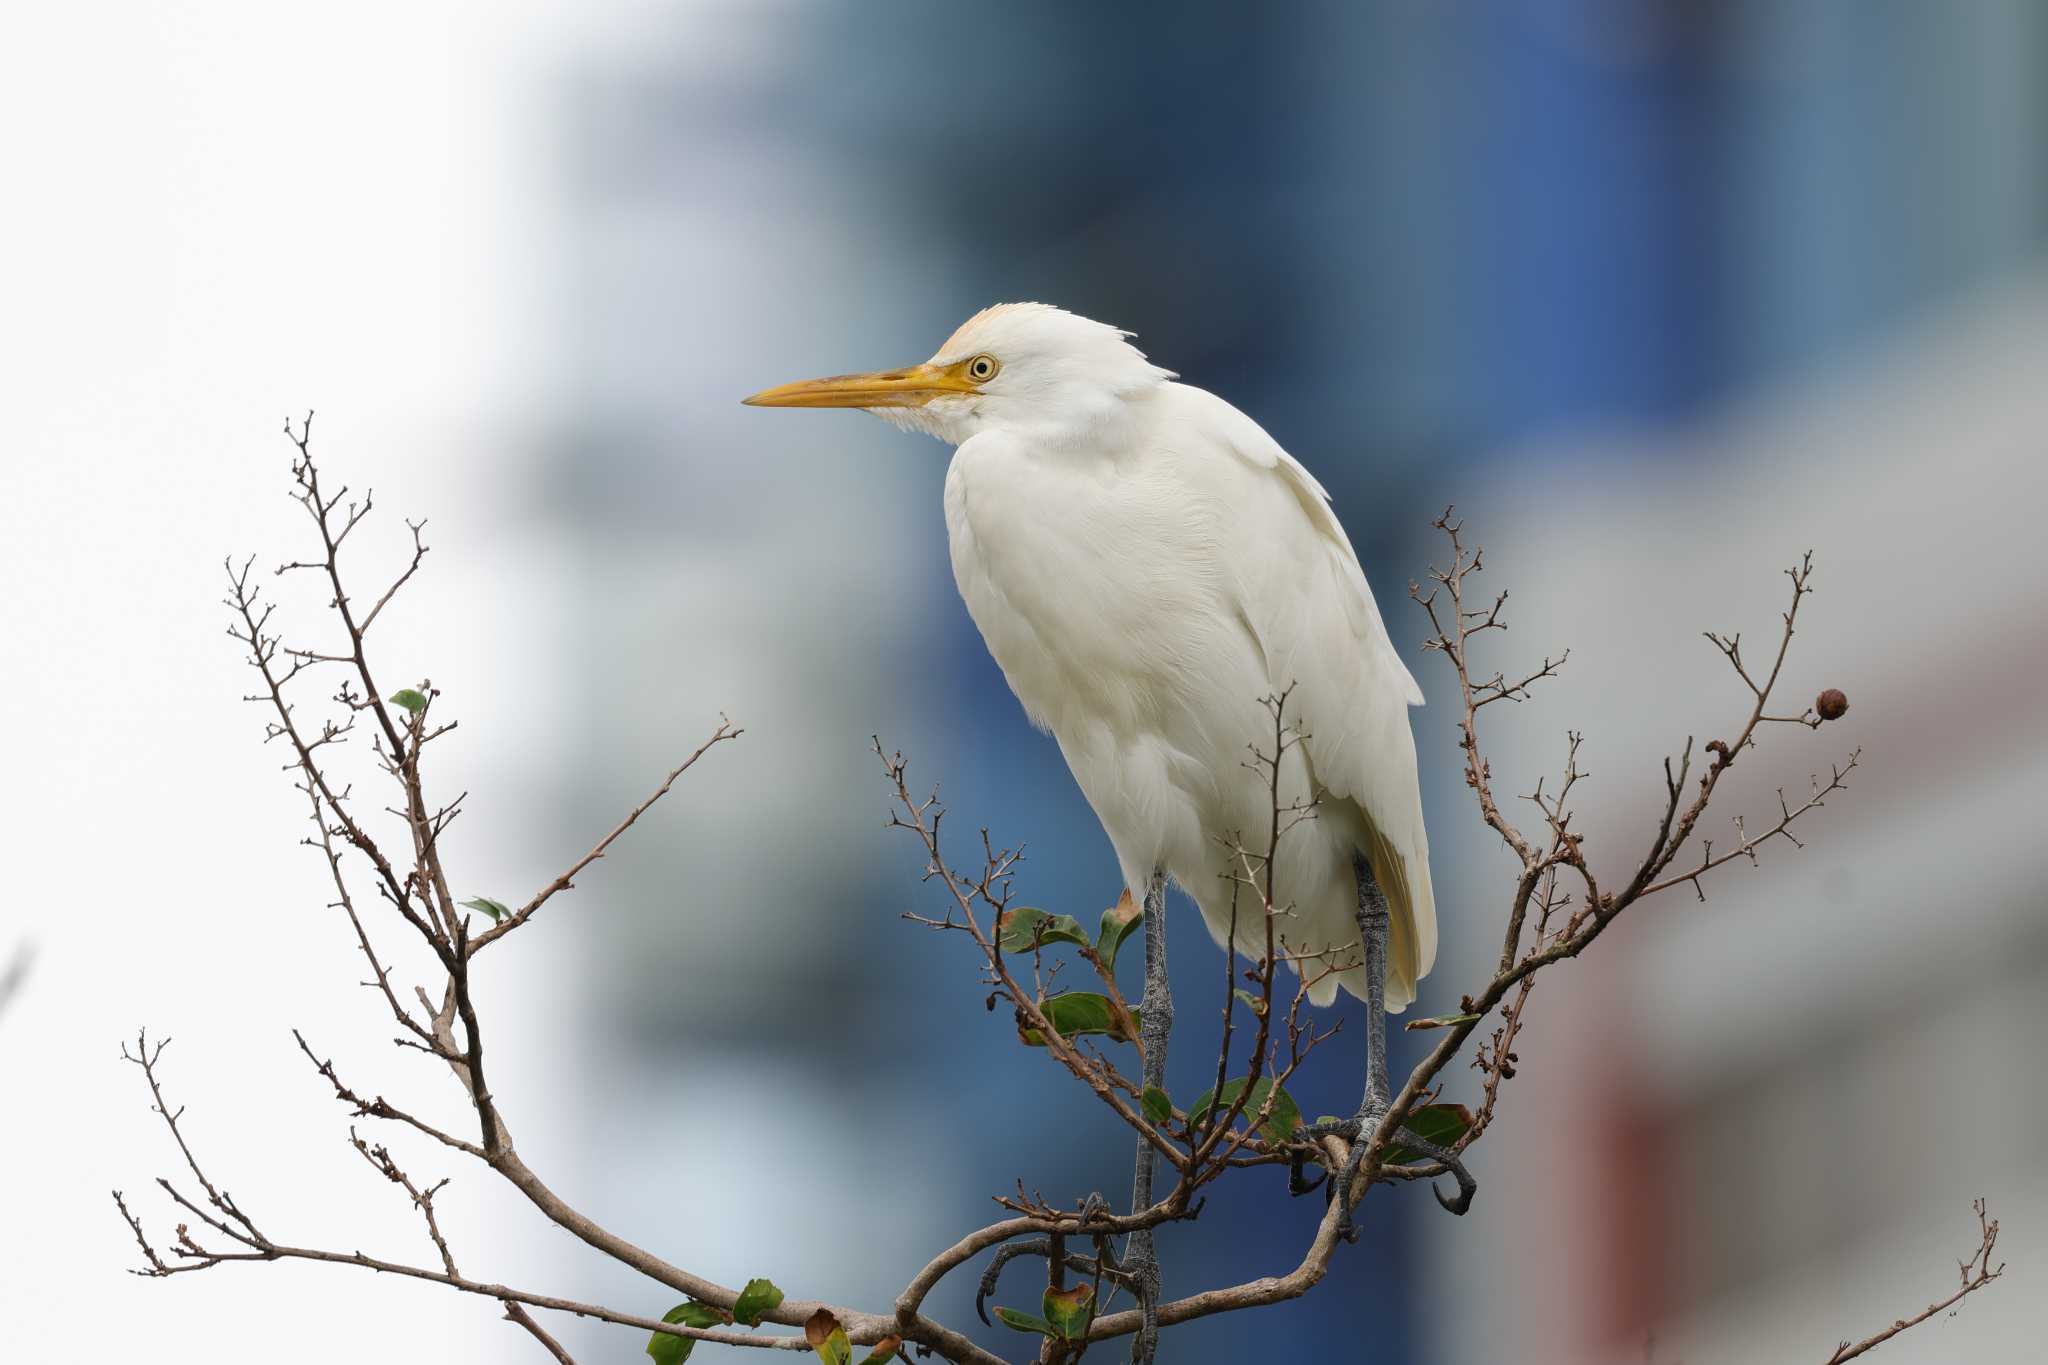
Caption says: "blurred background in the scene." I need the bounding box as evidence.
[3,2,2043,1360]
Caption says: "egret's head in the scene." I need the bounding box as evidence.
[742,303,1174,445]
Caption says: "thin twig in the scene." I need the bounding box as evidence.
[1823,1199,2002,1363]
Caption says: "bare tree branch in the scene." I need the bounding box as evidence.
[469,719,742,951]
[113,438,1999,1365]
[1823,1199,2002,1364]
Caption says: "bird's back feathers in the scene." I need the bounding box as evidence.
[1165,384,1435,1004]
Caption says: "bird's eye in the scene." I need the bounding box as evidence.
[967,354,1000,382]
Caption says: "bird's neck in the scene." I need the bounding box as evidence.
[969,382,1166,453]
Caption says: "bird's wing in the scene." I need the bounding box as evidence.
[1161,383,1437,997]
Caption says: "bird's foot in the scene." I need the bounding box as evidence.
[1294,1107,1477,1239]
[974,1193,1151,1335]
[973,1239,1120,1326]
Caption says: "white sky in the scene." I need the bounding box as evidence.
[3,6,971,1359]
[2,5,632,1360]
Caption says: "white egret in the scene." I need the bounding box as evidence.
[745,304,1467,1352]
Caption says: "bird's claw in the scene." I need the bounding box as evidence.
[1287,1140,1328,1197]
[974,1192,1134,1330]
[1075,1189,1114,1229]
[1294,1108,1477,1239]
[975,1238,1086,1326]
[1426,1147,1478,1216]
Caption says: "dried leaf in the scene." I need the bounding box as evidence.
[804,1308,839,1350]
[805,1308,851,1365]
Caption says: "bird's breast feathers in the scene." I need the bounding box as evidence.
[943,414,1240,735]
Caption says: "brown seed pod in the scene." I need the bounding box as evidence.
[1815,688,1850,722]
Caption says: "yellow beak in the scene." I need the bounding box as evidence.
[742,358,983,409]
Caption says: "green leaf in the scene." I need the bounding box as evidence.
[861,1337,902,1363]
[996,906,1046,951]
[646,1331,691,1365]
[1232,987,1269,1018]
[1095,889,1143,969]
[1042,1282,1095,1340]
[1259,1083,1303,1144]
[992,1308,1056,1336]
[1187,1076,1301,1144]
[1018,992,1131,1046]
[461,896,510,923]
[1385,1103,1474,1165]
[1403,1011,1484,1031]
[732,1278,783,1327]
[648,1301,725,1363]
[997,906,1089,953]
[1036,914,1090,949]
[388,688,428,716]
[1141,1085,1172,1126]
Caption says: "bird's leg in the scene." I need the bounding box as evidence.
[1121,871,1171,1363]
[980,880,1172,1353]
[1299,855,1476,1240]
[1318,854,1390,1241]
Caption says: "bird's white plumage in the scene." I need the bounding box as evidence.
[873,304,1436,1010]
[741,301,1431,1008]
